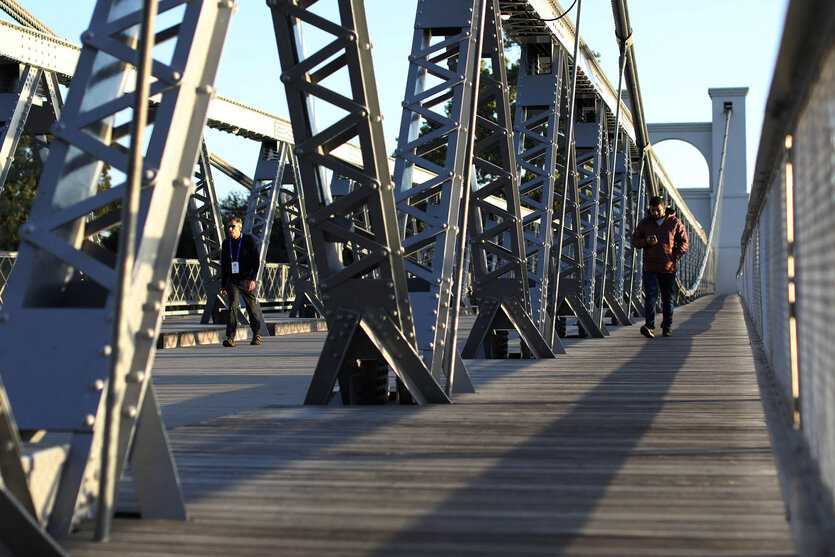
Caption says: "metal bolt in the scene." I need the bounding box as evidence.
[143,168,157,184]
[81,31,93,42]
[92,379,105,392]
[122,406,137,419]
[22,223,36,235]
[218,0,234,7]
[2,440,15,452]
[175,177,193,188]
[142,328,156,340]
[84,415,96,427]
[171,70,182,82]
[128,371,145,383]
[152,280,166,291]
[144,301,162,311]
[100,345,112,357]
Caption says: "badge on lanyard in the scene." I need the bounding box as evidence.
[230,236,242,275]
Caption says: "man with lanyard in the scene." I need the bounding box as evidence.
[220,217,263,346]
[631,196,689,338]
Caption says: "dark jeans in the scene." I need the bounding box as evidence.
[642,270,675,329]
[226,279,262,339]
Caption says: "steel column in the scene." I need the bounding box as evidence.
[269,0,449,404]
[461,0,554,360]
[0,0,234,535]
[512,42,568,353]
[391,0,484,391]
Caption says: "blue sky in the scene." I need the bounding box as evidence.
[8,0,789,198]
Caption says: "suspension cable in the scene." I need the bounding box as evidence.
[0,0,57,36]
[677,105,733,297]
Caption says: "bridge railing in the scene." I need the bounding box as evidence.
[738,0,835,519]
[0,252,294,313]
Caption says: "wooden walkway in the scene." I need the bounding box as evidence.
[61,295,796,556]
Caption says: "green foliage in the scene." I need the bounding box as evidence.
[0,134,39,250]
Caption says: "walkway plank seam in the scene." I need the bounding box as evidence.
[60,295,796,556]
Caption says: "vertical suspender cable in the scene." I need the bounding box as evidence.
[598,32,629,315]
[95,0,157,542]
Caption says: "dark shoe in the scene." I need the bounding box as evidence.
[223,337,235,347]
[662,326,672,337]
[250,334,261,345]
[640,325,654,339]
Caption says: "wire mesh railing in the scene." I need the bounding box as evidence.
[738,0,835,524]
[0,253,295,313]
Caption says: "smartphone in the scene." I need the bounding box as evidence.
[648,235,657,242]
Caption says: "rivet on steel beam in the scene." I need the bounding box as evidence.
[152,280,166,291]
[122,406,138,419]
[176,177,194,188]
[100,345,112,357]
[142,328,156,340]
[81,31,93,42]
[218,0,235,8]
[1,440,14,452]
[84,414,96,427]
[346,31,357,42]
[428,343,434,349]
[128,371,145,383]
[92,379,105,392]
[144,301,162,311]
[22,223,36,235]
[143,168,157,184]
[171,70,183,82]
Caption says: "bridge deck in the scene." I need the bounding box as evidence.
[61,295,795,556]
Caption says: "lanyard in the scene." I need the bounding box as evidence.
[229,235,242,261]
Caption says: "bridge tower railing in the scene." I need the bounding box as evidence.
[738,0,835,526]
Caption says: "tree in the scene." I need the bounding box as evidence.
[0,133,39,250]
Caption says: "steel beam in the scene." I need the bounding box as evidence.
[269,0,449,405]
[461,0,554,360]
[391,0,484,391]
[512,42,568,353]
[0,0,233,535]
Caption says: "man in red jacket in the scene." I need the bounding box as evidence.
[631,196,689,338]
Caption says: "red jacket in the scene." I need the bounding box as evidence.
[631,207,689,274]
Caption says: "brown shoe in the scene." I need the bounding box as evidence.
[250,334,261,345]
[223,337,235,347]
[662,326,672,337]
[640,325,654,339]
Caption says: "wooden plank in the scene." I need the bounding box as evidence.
[60,295,796,556]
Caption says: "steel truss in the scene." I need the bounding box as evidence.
[188,140,231,324]
[239,139,294,333]
[0,24,64,191]
[391,0,485,390]
[512,41,568,353]
[276,145,323,318]
[269,0,450,404]
[458,0,554,360]
[0,0,234,540]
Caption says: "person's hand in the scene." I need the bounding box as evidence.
[247,280,256,292]
[219,289,227,296]
[647,236,658,246]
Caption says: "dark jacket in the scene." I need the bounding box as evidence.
[220,233,260,287]
[631,207,689,274]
